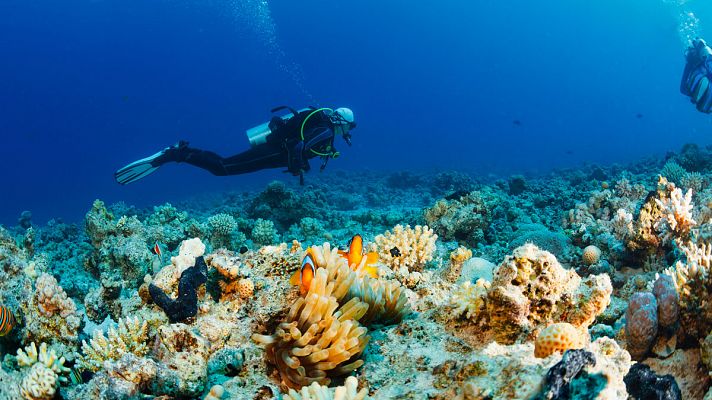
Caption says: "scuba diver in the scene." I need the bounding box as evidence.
[681,38,712,113]
[114,106,356,185]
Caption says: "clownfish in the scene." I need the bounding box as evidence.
[153,242,163,264]
[0,306,16,337]
[338,234,379,278]
[289,250,317,295]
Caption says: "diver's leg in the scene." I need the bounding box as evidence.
[180,145,287,176]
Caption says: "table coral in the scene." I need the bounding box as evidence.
[374,224,437,272]
[252,268,370,389]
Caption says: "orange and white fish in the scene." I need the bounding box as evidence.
[0,306,16,337]
[153,242,163,264]
[339,234,379,278]
[289,249,317,295]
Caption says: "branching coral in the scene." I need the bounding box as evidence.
[284,376,370,400]
[17,342,70,400]
[374,225,437,272]
[252,268,370,389]
[77,317,149,372]
[655,186,696,243]
[664,240,712,339]
[252,218,279,246]
[450,279,490,321]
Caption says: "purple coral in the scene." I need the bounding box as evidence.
[653,275,679,331]
[626,292,658,360]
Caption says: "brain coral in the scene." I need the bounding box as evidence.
[485,244,612,344]
[625,292,658,360]
[534,323,585,358]
[582,245,601,265]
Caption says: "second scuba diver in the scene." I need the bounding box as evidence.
[114,106,356,185]
[682,38,712,113]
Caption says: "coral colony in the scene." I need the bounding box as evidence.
[9,145,712,398]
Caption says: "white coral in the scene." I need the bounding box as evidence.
[374,225,437,272]
[16,342,69,400]
[450,279,490,320]
[284,376,370,400]
[655,187,697,242]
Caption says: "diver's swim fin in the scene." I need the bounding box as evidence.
[114,141,187,185]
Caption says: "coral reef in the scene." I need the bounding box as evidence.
[15,144,712,398]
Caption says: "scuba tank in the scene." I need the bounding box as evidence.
[245,107,310,147]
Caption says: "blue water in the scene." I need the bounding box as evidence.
[1,0,711,225]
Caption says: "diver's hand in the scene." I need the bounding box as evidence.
[682,38,712,113]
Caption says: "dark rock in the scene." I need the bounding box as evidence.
[149,256,208,323]
[624,363,681,400]
[18,211,32,229]
[508,175,527,195]
[535,349,596,399]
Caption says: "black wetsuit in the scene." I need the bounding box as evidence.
[171,108,338,182]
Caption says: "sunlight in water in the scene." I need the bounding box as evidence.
[663,0,699,46]
[229,0,313,101]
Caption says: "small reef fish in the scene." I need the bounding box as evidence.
[69,368,84,385]
[338,234,378,278]
[0,306,15,336]
[153,242,163,264]
[390,247,401,257]
[289,249,317,295]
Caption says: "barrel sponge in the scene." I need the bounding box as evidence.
[374,225,437,272]
[284,376,370,400]
[534,323,585,358]
[625,292,658,360]
[252,268,370,389]
[652,274,679,330]
[77,317,149,372]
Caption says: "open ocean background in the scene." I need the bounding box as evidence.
[1,0,711,225]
